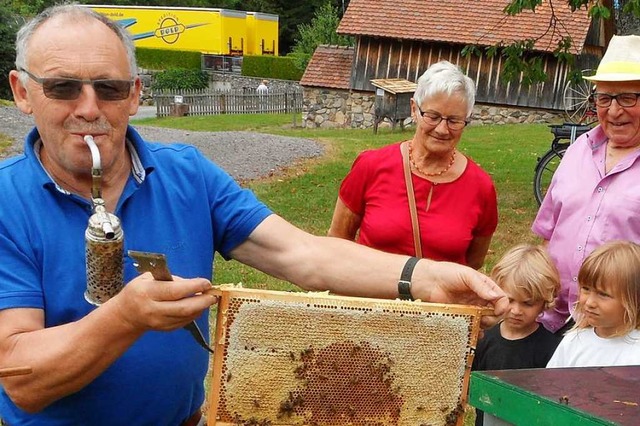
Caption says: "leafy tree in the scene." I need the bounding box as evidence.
[0,5,22,100]
[290,2,353,72]
[7,0,54,15]
[105,0,212,6]
[463,0,640,85]
[617,0,640,34]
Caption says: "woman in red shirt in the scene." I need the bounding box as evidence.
[329,61,498,269]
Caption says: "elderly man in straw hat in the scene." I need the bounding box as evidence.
[533,35,640,333]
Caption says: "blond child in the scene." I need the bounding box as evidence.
[547,241,640,367]
[472,244,562,426]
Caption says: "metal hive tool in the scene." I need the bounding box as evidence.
[128,250,214,353]
[207,286,489,426]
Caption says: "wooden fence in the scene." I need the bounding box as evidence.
[153,89,303,117]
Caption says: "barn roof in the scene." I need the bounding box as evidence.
[337,0,592,54]
[300,45,354,89]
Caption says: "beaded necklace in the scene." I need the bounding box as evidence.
[408,142,456,177]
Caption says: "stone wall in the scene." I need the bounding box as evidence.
[206,72,301,92]
[301,87,566,129]
[302,88,377,129]
[472,104,564,125]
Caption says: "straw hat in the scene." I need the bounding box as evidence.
[584,35,640,82]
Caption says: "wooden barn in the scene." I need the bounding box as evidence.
[300,0,608,128]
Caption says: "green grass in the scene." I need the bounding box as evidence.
[0,134,11,152]
[0,101,15,151]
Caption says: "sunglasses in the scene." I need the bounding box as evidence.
[18,68,133,101]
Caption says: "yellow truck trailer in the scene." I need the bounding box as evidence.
[87,5,278,56]
[246,12,279,56]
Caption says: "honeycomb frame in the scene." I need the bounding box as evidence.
[207,286,487,426]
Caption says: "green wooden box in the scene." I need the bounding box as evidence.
[469,366,640,425]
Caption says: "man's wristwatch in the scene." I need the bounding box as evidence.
[398,257,420,301]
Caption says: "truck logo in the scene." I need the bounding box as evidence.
[154,17,184,44]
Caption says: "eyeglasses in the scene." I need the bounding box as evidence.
[591,92,640,108]
[417,106,468,130]
[18,68,133,101]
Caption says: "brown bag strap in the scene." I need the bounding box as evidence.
[400,141,422,258]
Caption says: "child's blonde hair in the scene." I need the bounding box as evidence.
[575,240,640,336]
[490,244,559,309]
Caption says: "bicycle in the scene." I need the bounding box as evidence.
[563,69,598,125]
[533,123,592,205]
[533,70,596,205]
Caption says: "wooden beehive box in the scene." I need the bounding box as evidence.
[207,286,487,426]
[370,78,417,134]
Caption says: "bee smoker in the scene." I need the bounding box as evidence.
[84,135,125,306]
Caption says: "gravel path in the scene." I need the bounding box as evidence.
[0,106,324,181]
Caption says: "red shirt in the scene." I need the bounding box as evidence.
[339,142,498,264]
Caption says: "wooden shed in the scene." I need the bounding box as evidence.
[336,0,605,112]
[370,78,417,133]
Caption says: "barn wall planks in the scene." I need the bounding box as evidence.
[351,37,572,111]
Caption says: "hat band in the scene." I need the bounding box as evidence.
[596,61,640,75]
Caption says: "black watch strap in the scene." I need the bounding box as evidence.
[398,256,420,300]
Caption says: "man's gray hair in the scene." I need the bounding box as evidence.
[413,61,476,118]
[15,3,137,84]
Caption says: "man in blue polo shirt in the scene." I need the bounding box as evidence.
[0,4,507,425]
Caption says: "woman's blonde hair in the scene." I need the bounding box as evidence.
[490,244,559,310]
[574,240,640,336]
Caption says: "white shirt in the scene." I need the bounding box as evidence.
[256,84,268,94]
[547,328,640,368]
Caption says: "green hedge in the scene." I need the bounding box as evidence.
[136,48,201,71]
[135,49,304,82]
[151,68,209,91]
[242,55,303,81]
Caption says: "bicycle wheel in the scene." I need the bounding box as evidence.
[563,70,595,124]
[534,146,567,205]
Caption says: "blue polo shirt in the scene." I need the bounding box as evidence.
[0,126,272,425]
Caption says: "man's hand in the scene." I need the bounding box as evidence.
[109,273,217,333]
[412,260,508,327]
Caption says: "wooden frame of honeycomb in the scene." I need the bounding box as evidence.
[207,286,487,426]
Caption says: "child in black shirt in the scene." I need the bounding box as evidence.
[472,244,562,426]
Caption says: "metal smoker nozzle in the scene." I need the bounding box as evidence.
[84,135,104,202]
[84,135,125,306]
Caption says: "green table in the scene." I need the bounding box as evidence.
[469,366,640,425]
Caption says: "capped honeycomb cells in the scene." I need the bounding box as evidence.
[210,291,480,426]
